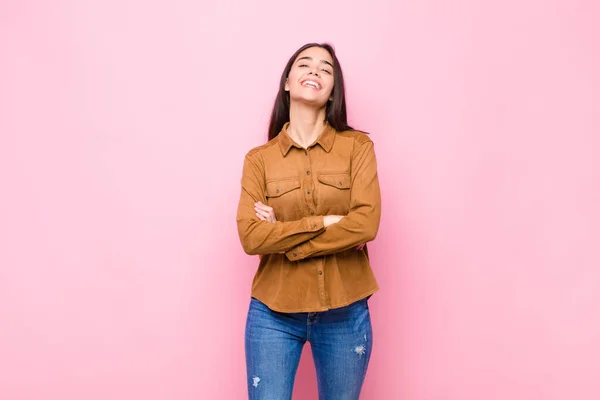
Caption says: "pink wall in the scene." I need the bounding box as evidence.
[1,0,599,399]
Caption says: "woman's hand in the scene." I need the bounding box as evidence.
[254,202,277,223]
[323,215,343,228]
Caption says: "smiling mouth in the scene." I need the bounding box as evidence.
[301,80,321,90]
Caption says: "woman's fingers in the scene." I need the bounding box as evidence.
[256,212,267,220]
[255,208,270,218]
[255,205,271,213]
[254,202,276,222]
[254,206,271,216]
[255,202,272,211]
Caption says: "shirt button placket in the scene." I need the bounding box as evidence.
[303,147,315,215]
[317,259,327,306]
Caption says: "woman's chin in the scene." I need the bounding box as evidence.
[291,95,328,109]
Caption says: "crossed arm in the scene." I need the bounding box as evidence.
[236,141,381,259]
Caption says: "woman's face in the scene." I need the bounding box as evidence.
[285,46,335,108]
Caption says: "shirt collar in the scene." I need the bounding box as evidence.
[277,121,336,156]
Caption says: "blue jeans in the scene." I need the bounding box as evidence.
[245,297,373,400]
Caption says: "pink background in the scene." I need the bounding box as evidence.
[1,0,599,399]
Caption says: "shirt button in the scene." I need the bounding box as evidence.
[311,211,315,215]
[306,171,310,175]
[305,150,308,155]
[338,181,342,186]
[313,224,317,229]
[306,190,311,195]
[318,271,323,275]
[293,253,297,257]
[276,189,280,193]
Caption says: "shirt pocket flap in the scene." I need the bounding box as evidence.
[317,173,351,189]
[266,178,301,197]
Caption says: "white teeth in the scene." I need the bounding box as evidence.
[302,80,320,89]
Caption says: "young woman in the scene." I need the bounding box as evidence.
[236,42,381,400]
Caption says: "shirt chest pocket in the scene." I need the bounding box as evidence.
[265,177,302,220]
[317,173,352,214]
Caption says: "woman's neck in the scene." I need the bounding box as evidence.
[287,102,327,149]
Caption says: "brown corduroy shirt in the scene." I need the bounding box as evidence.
[236,122,381,312]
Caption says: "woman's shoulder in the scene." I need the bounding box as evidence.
[245,137,280,158]
[336,128,373,146]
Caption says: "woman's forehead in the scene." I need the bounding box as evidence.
[295,47,334,64]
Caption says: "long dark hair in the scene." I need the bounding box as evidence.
[267,43,354,141]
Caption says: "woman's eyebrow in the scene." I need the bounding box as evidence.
[297,56,334,68]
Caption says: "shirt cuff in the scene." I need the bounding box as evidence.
[285,247,304,261]
[305,216,324,232]
[285,216,324,261]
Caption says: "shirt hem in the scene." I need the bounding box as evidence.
[250,287,380,313]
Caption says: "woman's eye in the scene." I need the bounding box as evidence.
[299,64,308,67]
[321,69,332,75]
